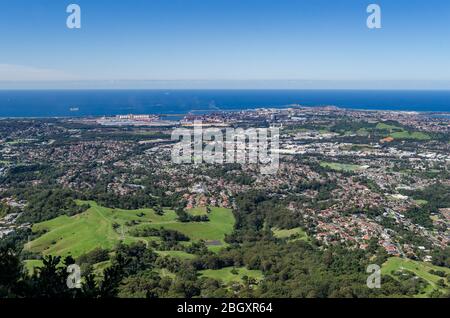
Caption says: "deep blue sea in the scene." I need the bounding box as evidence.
[0,90,449,117]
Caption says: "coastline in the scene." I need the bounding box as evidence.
[0,106,449,120]
[0,89,449,118]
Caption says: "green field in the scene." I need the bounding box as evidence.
[320,161,363,172]
[199,267,263,284]
[25,201,235,258]
[376,123,403,131]
[187,207,208,216]
[272,227,308,241]
[145,207,234,242]
[382,257,450,297]
[375,122,430,141]
[390,131,431,141]
[156,250,196,259]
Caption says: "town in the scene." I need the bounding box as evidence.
[0,105,449,298]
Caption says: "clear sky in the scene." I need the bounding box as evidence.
[0,0,450,88]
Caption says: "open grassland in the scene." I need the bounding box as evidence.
[143,206,234,243]
[25,201,235,259]
[382,257,450,297]
[320,161,364,172]
[156,250,197,259]
[199,267,263,284]
[272,227,308,241]
[376,123,403,131]
[187,207,208,216]
[390,131,431,140]
[376,122,431,141]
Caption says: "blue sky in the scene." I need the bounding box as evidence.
[0,0,450,88]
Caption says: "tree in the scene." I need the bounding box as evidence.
[0,244,23,297]
[154,206,164,216]
[98,265,124,298]
[32,255,70,298]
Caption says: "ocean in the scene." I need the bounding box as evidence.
[0,90,449,117]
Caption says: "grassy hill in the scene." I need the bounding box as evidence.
[25,201,235,258]
[199,267,263,284]
[376,122,431,141]
[382,257,450,297]
[272,227,308,242]
[187,207,208,216]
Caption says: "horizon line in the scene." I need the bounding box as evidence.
[1,79,450,90]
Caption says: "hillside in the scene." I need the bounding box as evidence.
[25,201,235,258]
